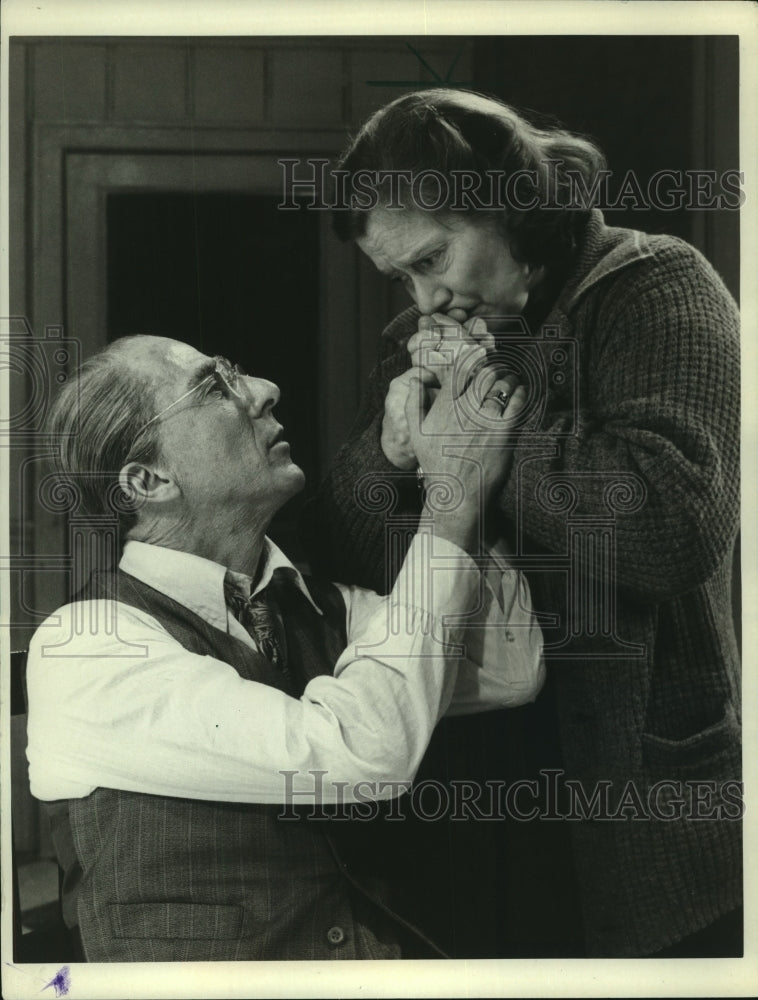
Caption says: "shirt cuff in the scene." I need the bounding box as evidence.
[390,528,480,621]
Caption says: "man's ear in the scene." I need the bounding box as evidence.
[119,462,180,506]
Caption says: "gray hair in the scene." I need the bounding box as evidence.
[47,335,161,531]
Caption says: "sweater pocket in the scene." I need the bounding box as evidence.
[109,901,244,939]
[640,702,741,777]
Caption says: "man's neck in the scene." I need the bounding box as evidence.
[128,514,269,579]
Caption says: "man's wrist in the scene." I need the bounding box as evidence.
[380,435,417,470]
[422,501,479,553]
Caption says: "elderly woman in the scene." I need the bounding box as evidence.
[302,89,741,958]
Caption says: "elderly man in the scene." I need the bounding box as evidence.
[26,334,543,962]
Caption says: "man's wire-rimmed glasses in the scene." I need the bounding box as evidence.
[127,355,247,458]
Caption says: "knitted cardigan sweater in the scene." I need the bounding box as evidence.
[302,210,742,957]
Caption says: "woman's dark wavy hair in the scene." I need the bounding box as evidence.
[333,88,606,271]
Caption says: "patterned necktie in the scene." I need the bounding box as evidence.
[223,574,291,686]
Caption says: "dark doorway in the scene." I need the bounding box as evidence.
[107,192,320,559]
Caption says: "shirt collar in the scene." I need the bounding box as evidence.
[120,538,321,632]
[228,537,322,614]
[557,209,655,314]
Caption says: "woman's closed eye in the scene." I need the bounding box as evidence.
[389,249,446,285]
[412,248,446,272]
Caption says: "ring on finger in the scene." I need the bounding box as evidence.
[483,388,511,415]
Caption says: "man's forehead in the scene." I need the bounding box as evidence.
[123,337,207,378]
[165,341,205,367]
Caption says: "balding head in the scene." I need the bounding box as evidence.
[111,335,202,383]
[48,335,171,528]
[48,335,303,563]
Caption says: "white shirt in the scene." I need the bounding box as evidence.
[26,530,544,805]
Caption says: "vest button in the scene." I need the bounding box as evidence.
[327,926,346,945]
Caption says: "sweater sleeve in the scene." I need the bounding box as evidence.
[301,307,423,593]
[501,239,740,602]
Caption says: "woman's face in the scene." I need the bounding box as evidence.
[356,209,543,327]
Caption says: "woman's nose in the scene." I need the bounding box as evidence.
[412,276,452,315]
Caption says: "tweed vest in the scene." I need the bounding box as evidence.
[46,568,440,962]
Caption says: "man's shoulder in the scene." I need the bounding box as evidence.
[27,588,166,667]
[76,567,151,605]
[28,568,181,654]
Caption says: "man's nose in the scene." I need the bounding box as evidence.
[244,377,280,417]
[412,276,452,315]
